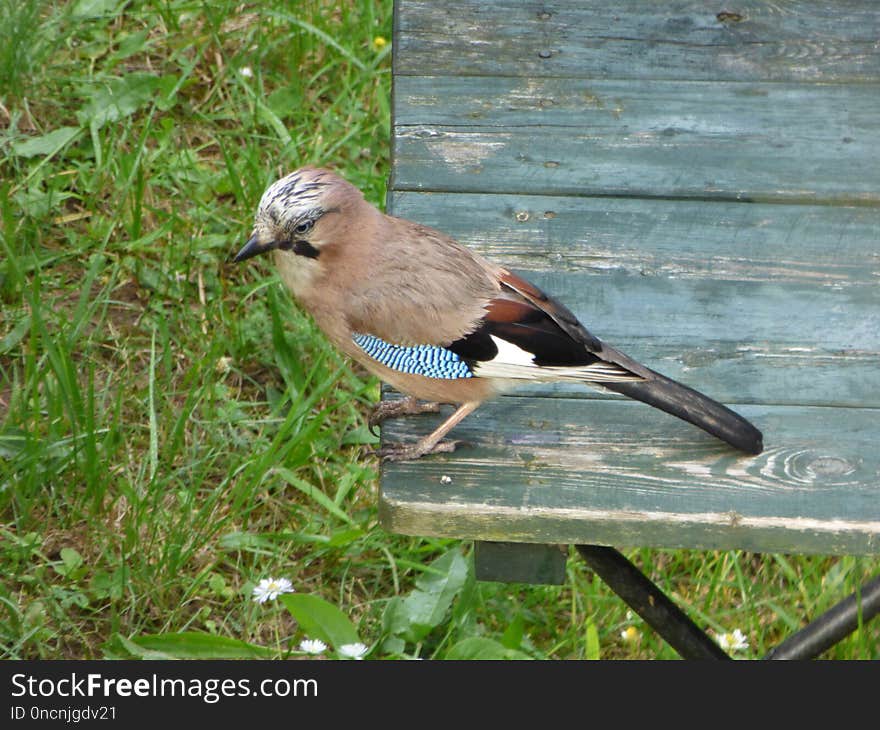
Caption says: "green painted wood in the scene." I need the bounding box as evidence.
[474,541,567,585]
[392,76,880,203]
[379,397,880,555]
[394,0,880,81]
[388,191,880,284]
[384,0,880,562]
[384,191,880,409]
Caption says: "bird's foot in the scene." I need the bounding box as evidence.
[374,439,463,463]
[368,396,442,436]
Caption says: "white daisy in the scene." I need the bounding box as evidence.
[715,628,749,652]
[251,577,294,603]
[299,638,327,655]
[215,356,233,374]
[338,642,369,660]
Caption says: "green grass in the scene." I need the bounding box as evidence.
[1,0,877,660]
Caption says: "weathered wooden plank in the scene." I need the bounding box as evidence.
[388,191,880,282]
[386,0,880,564]
[379,398,880,555]
[385,191,880,409]
[395,0,880,81]
[392,76,880,203]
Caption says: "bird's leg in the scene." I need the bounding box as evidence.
[376,401,480,462]
[368,395,442,436]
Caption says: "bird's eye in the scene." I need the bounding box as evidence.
[294,220,314,235]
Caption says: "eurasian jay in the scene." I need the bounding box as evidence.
[234,167,763,461]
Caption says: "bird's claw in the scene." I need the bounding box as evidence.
[373,439,464,462]
[368,398,442,437]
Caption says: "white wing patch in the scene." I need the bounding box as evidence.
[489,336,534,366]
[472,336,643,383]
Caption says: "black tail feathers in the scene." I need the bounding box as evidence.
[604,371,763,455]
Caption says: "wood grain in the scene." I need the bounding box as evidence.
[395,0,880,81]
[385,0,880,558]
[388,191,880,282]
[384,191,880,409]
[379,396,880,555]
[392,76,880,204]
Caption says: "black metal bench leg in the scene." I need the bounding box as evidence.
[763,573,880,660]
[576,544,730,660]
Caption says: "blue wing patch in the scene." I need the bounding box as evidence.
[352,333,474,379]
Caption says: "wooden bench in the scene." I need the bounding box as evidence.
[380,0,880,658]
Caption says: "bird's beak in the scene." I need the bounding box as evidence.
[233,234,275,263]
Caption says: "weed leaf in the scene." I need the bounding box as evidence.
[11,127,80,158]
[445,637,532,660]
[280,593,360,648]
[124,632,274,659]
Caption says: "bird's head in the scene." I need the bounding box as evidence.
[234,166,365,268]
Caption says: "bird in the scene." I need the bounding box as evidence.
[233,166,763,462]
